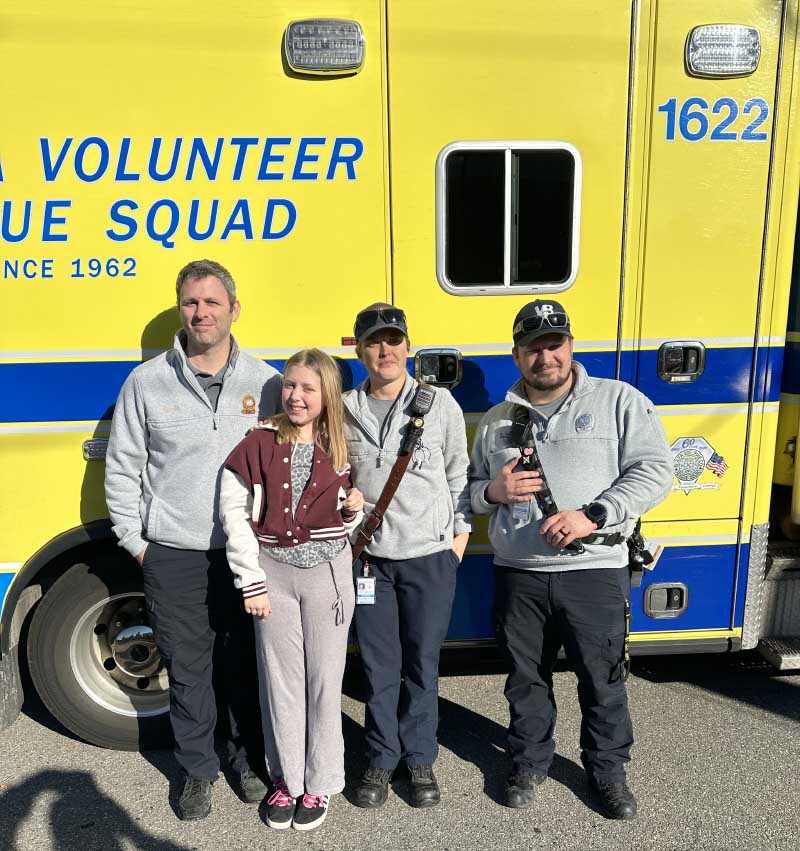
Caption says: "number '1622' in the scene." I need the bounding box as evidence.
[657,97,769,142]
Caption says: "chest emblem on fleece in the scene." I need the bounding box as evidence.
[241,394,256,415]
[575,413,593,433]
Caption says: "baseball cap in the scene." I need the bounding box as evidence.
[512,299,572,345]
[354,303,408,345]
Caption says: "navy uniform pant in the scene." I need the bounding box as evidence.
[141,543,264,781]
[495,565,633,783]
[352,549,459,769]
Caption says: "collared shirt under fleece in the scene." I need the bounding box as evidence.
[469,362,673,572]
[105,331,282,558]
[342,373,472,559]
[220,426,363,598]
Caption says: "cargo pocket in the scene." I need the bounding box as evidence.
[602,630,627,685]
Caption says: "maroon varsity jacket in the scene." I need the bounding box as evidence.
[224,428,355,548]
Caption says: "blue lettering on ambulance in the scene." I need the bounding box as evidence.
[292,137,326,180]
[147,199,180,248]
[263,199,296,240]
[42,200,71,242]
[257,138,291,180]
[149,138,182,182]
[230,138,259,180]
[1,200,31,242]
[74,137,110,182]
[187,138,224,180]
[1,259,52,278]
[115,138,141,181]
[106,200,139,241]
[40,138,73,181]
[326,137,363,180]
[220,199,254,241]
[657,96,770,142]
[188,199,220,240]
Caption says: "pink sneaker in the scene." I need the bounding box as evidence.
[292,792,330,830]
[266,779,295,829]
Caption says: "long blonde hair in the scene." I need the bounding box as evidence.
[268,348,348,470]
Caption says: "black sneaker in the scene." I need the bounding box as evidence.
[177,777,213,821]
[354,766,393,808]
[237,768,267,804]
[266,778,295,830]
[505,767,547,809]
[408,765,440,808]
[292,793,329,830]
[590,778,638,820]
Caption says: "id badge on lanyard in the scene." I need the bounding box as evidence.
[356,562,376,605]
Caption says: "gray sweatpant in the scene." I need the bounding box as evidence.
[254,545,355,798]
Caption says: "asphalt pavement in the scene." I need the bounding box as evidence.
[1,650,798,851]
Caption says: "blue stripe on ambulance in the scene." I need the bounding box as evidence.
[0,345,784,423]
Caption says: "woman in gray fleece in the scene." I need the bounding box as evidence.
[344,304,472,809]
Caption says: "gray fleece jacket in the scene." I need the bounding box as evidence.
[469,362,673,571]
[105,332,281,557]
[343,374,472,559]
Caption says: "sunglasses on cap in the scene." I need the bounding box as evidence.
[354,307,407,340]
[513,312,570,337]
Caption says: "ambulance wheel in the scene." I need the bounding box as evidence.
[27,560,172,751]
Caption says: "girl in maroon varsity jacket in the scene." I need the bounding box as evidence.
[219,348,363,830]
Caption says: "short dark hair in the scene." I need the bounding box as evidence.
[176,259,237,306]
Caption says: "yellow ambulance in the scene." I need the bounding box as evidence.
[2,0,800,749]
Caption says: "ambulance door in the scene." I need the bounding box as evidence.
[386,1,636,639]
[630,2,784,640]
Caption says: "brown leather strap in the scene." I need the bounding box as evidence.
[351,421,424,563]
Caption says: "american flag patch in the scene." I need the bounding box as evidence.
[706,452,728,478]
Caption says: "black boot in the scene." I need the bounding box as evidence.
[177,778,213,821]
[408,765,440,808]
[505,767,547,808]
[236,768,267,804]
[590,778,638,820]
[354,766,393,809]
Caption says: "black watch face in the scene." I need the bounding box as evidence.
[588,503,606,526]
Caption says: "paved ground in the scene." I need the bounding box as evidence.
[1,650,798,851]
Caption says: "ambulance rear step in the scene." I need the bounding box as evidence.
[757,638,800,670]
[755,546,800,670]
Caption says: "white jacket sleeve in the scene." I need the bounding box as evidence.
[220,469,266,598]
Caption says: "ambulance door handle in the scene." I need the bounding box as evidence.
[657,341,705,384]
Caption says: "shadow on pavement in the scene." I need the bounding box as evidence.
[630,651,800,723]
[0,769,191,851]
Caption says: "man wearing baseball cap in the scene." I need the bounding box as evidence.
[468,299,672,818]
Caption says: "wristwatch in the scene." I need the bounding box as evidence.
[583,502,607,529]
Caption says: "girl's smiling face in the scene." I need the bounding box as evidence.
[282,364,324,431]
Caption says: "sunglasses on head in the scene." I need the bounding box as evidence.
[514,312,569,336]
[354,307,407,340]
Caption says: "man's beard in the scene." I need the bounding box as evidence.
[524,365,571,392]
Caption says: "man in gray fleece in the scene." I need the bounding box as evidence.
[105,259,281,820]
[469,299,672,819]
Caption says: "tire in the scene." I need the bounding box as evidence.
[27,559,172,750]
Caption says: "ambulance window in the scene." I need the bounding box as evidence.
[445,152,505,285]
[512,150,574,285]
[437,142,581,295]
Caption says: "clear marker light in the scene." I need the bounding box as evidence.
[686,24,760,77]
[285,19,365,73]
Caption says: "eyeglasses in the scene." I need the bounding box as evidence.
[513,312,569,337]
[354,307,407,340]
